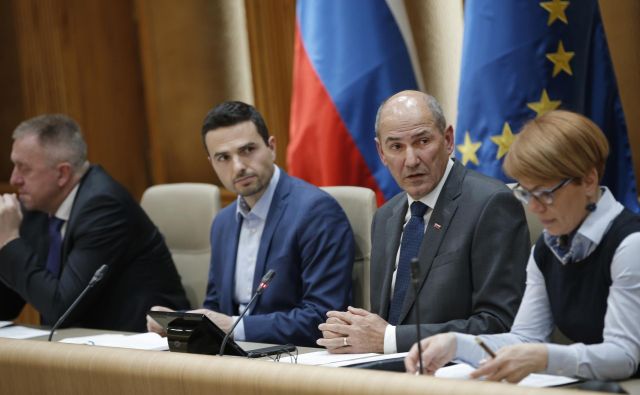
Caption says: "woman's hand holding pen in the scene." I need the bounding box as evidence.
[404,333,457,375]
[471,343,548,383]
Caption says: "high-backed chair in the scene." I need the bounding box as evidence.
[507,183,544,245]
[140,183,221,308]
[321,186,377,311]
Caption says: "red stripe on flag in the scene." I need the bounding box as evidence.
[288,25,385,205]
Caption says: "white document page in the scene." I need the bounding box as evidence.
[60,332,168,351]
[0,321,13,328]
[324,352,408,367]
[279,350,408,367]
[279,350,378,365]
[0,326,50,339]
[435,362,578,388]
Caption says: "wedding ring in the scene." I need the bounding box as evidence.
[343,337,348,347]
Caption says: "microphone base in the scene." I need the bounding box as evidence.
[149,312,247,356]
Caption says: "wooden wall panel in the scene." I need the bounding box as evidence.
[136,0,254,190]
[2,0,151,324]
[0,1,24,190]
[9,0,150,199]
[245,0,296,170]
[600,0,640,194]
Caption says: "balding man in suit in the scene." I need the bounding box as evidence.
[318,91,530,354]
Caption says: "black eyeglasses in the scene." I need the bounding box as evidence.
[512,178,573,206]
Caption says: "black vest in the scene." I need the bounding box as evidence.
[534,209,640,345]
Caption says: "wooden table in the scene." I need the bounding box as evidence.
[0,327,638,395]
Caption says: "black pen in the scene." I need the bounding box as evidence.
[475,337,496,358]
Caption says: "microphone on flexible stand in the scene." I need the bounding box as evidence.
[410,257,424,374]
[218,269,276,356]
[48,264,109,342]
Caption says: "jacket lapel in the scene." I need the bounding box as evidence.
[250,171,289,312]
[397,162,465,323]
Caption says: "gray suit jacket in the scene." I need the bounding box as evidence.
[371,161,529,352]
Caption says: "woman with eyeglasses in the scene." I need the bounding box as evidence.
[405,110,640,382]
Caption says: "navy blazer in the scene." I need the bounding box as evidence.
[204,170,354,347]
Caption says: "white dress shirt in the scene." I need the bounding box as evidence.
[54,184,80,238]
[232,166,280,340]
[383,159,454,353]
[454,187,640,380]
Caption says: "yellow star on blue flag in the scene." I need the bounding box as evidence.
[490,123,515,160]
[546,41,574,77]
[457,132,482,166]
[540,0,569,26]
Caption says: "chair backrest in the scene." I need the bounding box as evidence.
[140,183,221,308]
[506,183,544,245]
[320,186,377,311]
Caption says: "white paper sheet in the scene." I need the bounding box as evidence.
[0,321,13,328]
[60,332,168,351]
[435,362,578,388]
[279,350,408,367]
[324,352,408,367]
[0,325,50,339]
[279,350,377,365]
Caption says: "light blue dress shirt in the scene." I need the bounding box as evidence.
[232,166,280,340]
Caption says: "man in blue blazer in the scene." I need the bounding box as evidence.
[148,101,354,347]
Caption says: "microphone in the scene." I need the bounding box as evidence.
[48,264,108,342]
[218,269,276,356]
[410,257,424,375]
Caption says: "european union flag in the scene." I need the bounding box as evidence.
[456,0,639,212]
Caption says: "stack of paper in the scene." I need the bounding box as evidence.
[0,325,50,339]
[60,332,169,351]
[279,350,408,367]
[435,362,578,388]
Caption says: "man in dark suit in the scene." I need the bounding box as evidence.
[318,90,529,353]
[147,101,354,347]
[0,114,189,332]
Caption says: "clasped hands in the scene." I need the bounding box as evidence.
[404,333,548,383]
[317,306,387,353]
[146,305,234,336]
[0,194,22,249]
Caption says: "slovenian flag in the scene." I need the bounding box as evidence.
[288,0,423,205]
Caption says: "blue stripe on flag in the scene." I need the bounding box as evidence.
[297,0,418,200]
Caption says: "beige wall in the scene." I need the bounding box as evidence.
[406,1,464,129]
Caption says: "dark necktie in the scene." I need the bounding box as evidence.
[388,201,428,325]
[45,216,65,277]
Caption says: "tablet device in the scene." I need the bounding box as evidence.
[148,310,247,356]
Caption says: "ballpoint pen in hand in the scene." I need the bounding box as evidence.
[475,337,497,358]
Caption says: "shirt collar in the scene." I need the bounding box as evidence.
[576,186,624,245]
[54,184,80,222]
[543,186,623,264]
[406,158,454,209]
[236,165,280,221]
